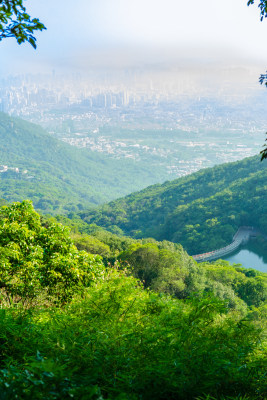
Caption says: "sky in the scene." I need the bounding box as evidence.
[1,0,267,74]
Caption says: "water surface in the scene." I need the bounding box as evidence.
[223,242,267,273]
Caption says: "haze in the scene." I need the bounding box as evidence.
[1,0,267,74]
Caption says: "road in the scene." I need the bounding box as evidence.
[192,226,259,262]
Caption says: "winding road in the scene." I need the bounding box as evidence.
[192,226,259,262]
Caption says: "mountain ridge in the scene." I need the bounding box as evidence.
[0,112,165,213]
[80,155,267,254]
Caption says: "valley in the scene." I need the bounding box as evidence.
[80,155,267,256]
[0,111,266,268]
[0,1,267,399]
[0,112,168,213]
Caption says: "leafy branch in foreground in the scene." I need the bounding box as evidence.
[258,71,267,160]
[247,1,267,160]
[247,0,267,21]
[0,0,46,48]
[260,132,267,160]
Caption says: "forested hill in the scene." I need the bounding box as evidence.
[0,112,164,213]
[80,155,267,255]
[0,201,266,399]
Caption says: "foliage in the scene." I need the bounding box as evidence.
[71,232,112,259]
[80,155,267,255]
[50,212,267,311]
[118,242,266,310]
[0,270,266,399]
[0,364,104,399]
[50,211,267,311]
[0,201,105,305]
[247,0,267,21]
[0,0,46,48]
[53,215,137,256]
[259,132,267,160]
[0,202,265,398]
[201,261,267,307]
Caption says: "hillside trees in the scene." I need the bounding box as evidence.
[80,156,267,255]
[0,113,168,213]
[118,242,267,309]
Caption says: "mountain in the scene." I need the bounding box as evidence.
[80,155,267,255]
[0,112,165,213]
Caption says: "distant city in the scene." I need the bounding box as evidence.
[1,67,266,179]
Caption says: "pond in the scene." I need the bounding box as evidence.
[222,242,267,273]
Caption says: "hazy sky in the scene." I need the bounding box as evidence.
[1,0,267,74]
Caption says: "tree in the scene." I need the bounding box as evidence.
[0,201,105,306]
[248,1,267,159]
[0,0,45,48]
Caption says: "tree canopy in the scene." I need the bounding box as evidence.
[0,0,45,48]
[0,200,105,305]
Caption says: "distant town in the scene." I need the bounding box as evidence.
[1,69,266,179]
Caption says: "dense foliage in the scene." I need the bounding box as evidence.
[48,213,267,310]
[0,112,166,214]
[80,155,267,254]
[0,201,105,305]
[0,201,266,399]
[0,272,266,400]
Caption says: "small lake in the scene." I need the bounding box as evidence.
[222,242,267,273]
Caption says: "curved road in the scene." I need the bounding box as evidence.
[192,226,259,262]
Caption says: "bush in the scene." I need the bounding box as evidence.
[1,270,265,399]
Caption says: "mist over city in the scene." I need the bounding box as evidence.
[1,0,267,179]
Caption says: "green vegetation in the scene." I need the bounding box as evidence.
[1,2,266,398]
[0,112,165,214]
[0,201,266,399]
[1,275,266,400]
[47,213,267,311]
[0,201,105,306]
[80,155,267,254]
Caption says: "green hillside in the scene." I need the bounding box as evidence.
[80,155,267,254]
[0,112,165,214]
[0,201,266,399]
